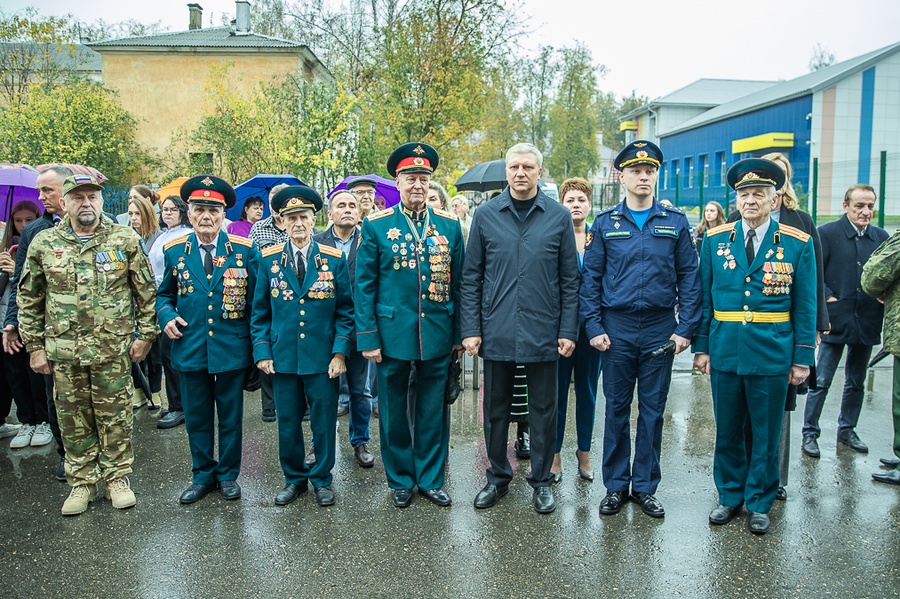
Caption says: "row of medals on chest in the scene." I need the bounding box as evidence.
[387,226,451,302]
[174,257,248,318]
[269,259,335,301]
[717,243,793,295]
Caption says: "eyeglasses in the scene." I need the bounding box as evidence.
[161,208,180,214]
[350,189,375,198]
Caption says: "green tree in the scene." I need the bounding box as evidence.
[0,79,149,183]
[545,44,604,181]
[519,46,557,151]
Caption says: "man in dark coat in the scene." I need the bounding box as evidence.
[461,142,580,515]
[801,184,888,457]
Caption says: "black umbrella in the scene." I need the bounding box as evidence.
[454,159,507,192]
[869,348,890,368]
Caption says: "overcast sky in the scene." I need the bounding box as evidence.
[5,0,900,100]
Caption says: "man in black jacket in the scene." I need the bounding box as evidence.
[3,164,72,478]
[461,143,580,514]
[802,184,888,457]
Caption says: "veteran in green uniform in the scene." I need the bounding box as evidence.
[251,186,354,507]
[693,159,817,535]
[355,142,464,508]
[156,175,261,505]
[18,175,157,516]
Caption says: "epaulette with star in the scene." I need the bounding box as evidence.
[598,206,618,215]
[164,235,189,251]
[706,223,736,238]
[228,235,254,247]
[366,207,394,221]
[432,208,457,221]
[779,224,811,243]
[318,244,343,258]
[662,205,685,214]
[261,243,285,258]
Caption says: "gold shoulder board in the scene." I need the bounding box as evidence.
[261,243,285,258]
[164,235,189,251]
[779,224,811,243]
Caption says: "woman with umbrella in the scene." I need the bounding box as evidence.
[0,200,50,446]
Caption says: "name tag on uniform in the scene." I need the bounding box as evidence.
[604,231,632,239]
[651,226,678,238]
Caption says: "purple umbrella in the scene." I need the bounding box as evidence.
[328,174,400,209]
[0,165,42,222]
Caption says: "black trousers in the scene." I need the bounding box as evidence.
[159,333,182,412]
[2,348,48,425]
[483,359,557,488]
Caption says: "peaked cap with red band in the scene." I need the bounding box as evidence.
[386,142,439,178]
[180,174,237,209]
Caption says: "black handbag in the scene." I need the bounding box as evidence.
[445,353,462,405]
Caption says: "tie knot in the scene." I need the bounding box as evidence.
[201,244,215,252]
[747,229,756,239]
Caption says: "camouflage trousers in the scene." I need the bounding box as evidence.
[52,354,134,486]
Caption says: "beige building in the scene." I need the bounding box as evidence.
[88,2,332,168]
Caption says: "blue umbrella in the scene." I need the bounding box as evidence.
[226,174,306,221]
[328,174,401,209]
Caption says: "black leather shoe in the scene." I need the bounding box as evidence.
[631,492,665,518]
[305,452,316,467]
[392,488,413,508]
[336,406,349,417]
[219,480,241,500]
[872,470,900,485]
[261,409,276,423]
[776,486,787,501]
[314,486,336,507]
[157,410,185,429]
[180,482,217,504]
[420,488,452,507]
[801,434,820,458]
[473,483,508,509]
[55,458,66,482]
[532,486,556,514]
[880,457,900,468]
[514,433,531,459]
[709,504,741,525]
[354,444,375,468]
[748,511,770,534]
[599,491,627,515]
[275,482,308,506]
[838,430,868,453]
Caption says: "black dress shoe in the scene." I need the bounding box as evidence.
[776,486,787,501]
[872,470,900,485]
[838,430,869,453]
[708,504,741,525]
[599,491,627,515]
[392,488,413,508]
[514,433,531,459]
[180,482,217,504]
[305,452,316,467]
[473,483,508,509]
[261,409,276,423]
[532,486,556,514]
[219,480,241,500]
[275,482,308,506]
[748,511,770,534]
[801,434,820,458]
[157,410,185,429]
[420,488,452,507]
[880,457,900,468]
[314,486,336,506]
[631,492,665,518]
[354,444,375,468]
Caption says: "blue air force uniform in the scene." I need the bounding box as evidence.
[250,186,354,493]
[693,159,817,516]
[579,141,701,498]
[156,175,261,490]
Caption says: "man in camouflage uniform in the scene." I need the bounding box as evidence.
[17,175,157,516]
[862,231,900,484]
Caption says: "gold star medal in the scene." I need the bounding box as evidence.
[387,228,401,241]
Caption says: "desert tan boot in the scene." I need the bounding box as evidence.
[61,484,97,516]
[105,477,136,509]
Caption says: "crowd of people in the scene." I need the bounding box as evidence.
[1,141,898,537]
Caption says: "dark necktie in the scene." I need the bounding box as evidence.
[201,244,215,276]
[745,229,756,265]
[296,250,305,280]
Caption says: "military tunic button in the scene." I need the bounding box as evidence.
[209,292,213,297]
[208,331,214,336]
[208,318,213,324]
[421,312,425,317]
[300,310,306,316]
[744,290,750,296]
[300,322,305,327]
[299,299,305,304]
[421,276,426,281]
[300,333,305,339]
[745,277,751,283]
[208,305,213,310]
[743,305,749,310]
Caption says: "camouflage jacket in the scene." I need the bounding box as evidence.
[862,230,900,356]
[17,215,158,365]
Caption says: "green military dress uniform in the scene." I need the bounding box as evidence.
[694,217,817,514]
[18,214,157,486]
[861,231,900,470]
[355,201,464,492]
[250,185,355,494]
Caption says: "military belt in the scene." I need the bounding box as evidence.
[714,310,790,324]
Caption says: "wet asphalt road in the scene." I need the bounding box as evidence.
[2,352,900,598]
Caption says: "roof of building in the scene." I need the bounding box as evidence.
[88,26,301,49]
[663,41,900,137]
[620,78,777,120]
[0,43,102,72]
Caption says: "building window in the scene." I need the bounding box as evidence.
[719,152,726,186]
[684,157,693,188]
[700,154,709,187]
[661,163,667,190]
